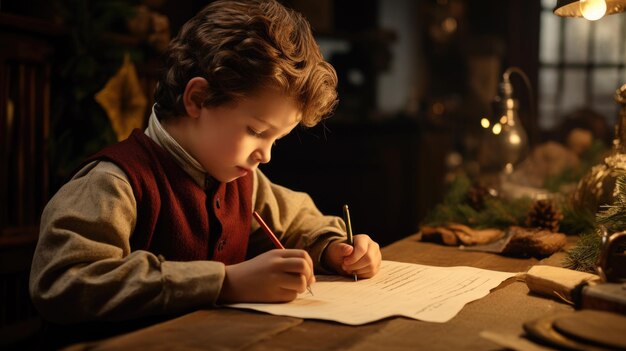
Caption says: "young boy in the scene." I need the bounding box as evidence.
[30,0,382,326]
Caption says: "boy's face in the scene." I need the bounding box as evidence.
[187,91,300,183]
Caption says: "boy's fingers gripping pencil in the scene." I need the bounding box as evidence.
[342,204,358,282]
[252,211,313,295]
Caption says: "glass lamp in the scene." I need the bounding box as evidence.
[554,0,626,20]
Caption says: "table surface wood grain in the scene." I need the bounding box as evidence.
[64,234,575,351]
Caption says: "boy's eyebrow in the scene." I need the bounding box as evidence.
[253,116,279,130]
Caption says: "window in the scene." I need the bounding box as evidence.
[538,0,626,130]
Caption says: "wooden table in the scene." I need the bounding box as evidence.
[64,234,574,351]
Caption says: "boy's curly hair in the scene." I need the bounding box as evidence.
[154,0,338,127]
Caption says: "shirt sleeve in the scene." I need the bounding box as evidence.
[249,169,347,273]
[29,161,226,324]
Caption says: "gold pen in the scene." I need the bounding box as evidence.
[342,204,358,282]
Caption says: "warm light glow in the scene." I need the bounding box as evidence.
[504,163,514,174]
[499,116,508,124]
[508,115,515,126]
[481,118,491,128]
[492,123,502,135]
[442,17,457,33]
[580,0,607,20]
[509,133,521,145]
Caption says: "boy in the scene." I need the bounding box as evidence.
[30,0,382,326]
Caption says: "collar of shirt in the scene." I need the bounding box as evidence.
[144,104,215,190]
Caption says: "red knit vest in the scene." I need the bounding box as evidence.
[78,129,253,264]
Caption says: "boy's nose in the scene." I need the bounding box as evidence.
[260,148,272,164]
[254,145,272,164]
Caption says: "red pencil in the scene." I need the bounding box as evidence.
[253,211,285,249]
[252,211,313,295]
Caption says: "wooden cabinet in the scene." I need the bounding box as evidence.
[0,14,59,243]
[0,12,62,347]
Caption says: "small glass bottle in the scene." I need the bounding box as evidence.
[477,69,529,174]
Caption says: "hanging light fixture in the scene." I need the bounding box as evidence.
[554,0,626,21]
[557,0,626,213]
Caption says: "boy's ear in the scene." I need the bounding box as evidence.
[182,77,209,118]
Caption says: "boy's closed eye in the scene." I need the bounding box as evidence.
[247,126,287,146]
[247,126,264,137]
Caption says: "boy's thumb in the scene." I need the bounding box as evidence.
[340,243,353,256]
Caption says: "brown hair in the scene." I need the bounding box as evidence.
[154,0,338,127]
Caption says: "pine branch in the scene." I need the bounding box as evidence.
[564,230,602,273]
[565,174,626,272]
[558,198,595,235]
[422,175,531,230]
[424,175,595,234]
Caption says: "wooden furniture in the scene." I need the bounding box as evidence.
[0,13,57,243]
[63,235,574,351]
[0,13,63,347]
[0,12,161,347]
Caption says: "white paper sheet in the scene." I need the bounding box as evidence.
[227,260,517,325]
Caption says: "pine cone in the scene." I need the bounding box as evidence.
[466,183,490,210]
[525,200,564,232]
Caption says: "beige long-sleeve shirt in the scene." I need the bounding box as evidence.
[29,109,347,324]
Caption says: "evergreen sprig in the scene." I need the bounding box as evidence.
[558,198,595,235]
[564,230,602,273]
[423,175,596,235]
[423,176,532,230]
[565,174,626,273]
[596,175,626,233]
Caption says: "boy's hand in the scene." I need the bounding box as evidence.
[323,234,382,279]
[218,249,315,303]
